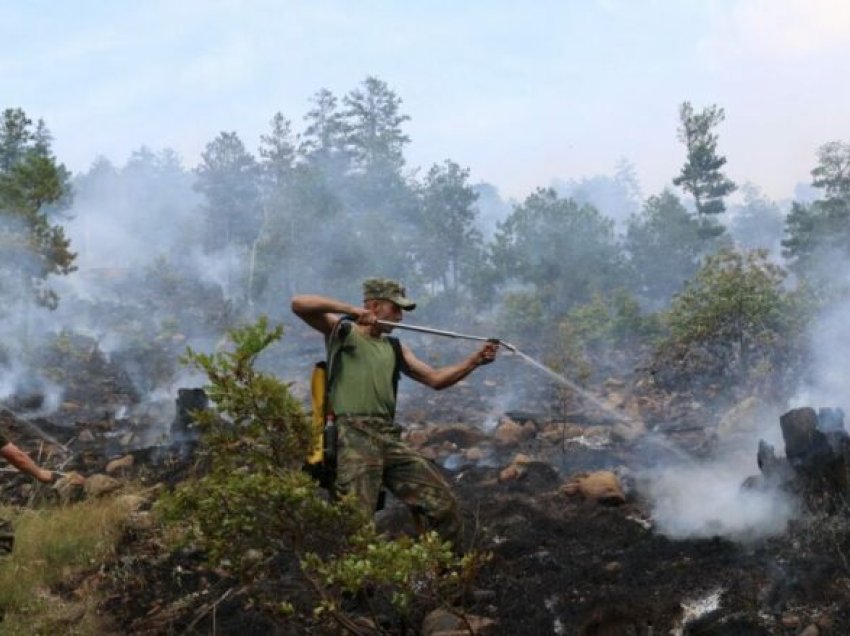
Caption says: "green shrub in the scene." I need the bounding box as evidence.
[157,316,479,632]
[654,248,811,398]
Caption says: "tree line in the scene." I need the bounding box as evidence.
[2,78,850,398]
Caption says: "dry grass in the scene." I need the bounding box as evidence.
[0,495,138,634]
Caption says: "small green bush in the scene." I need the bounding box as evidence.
[158,316,479,633]
[655,248,811,398]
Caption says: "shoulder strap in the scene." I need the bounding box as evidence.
[386,336,408,400]
[326,316,353,392]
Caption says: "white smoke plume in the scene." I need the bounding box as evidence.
[643,457,796,541]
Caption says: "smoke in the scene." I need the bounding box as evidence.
[792,289,850,413]
[550,159,642,233]
[0,360,64,415]
[639,398,798,542]
[643,456,796,541]
[0,146,244,424]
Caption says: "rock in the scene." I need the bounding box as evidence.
[115,494,148,512]
[465,447,486,462]
[561,471,625,505]
[84,474,122,498]
[499,464,525,482]
[799,625,819,636]
[78,429,95,443]
[512,453,531,465]
[611,419,646,442]
[426,425,486,448]
[540,422,583,444]
[54,473,86,504]
[422,608,497,635]
[423,608,458,634]
[106,454,134,474]
[493,418,534,445]
[780,613,800,628]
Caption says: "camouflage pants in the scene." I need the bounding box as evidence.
[335,416,462,546]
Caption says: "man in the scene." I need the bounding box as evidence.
[291,278,499,548]
[0,432,84,554]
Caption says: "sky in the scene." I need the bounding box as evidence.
[3,0,850,202]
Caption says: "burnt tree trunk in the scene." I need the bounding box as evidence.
[778,407,850,509]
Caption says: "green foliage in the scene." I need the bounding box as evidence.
[246,78,422,300]
[0,107,76,309]
[496,290,547,344]
[549,291,664,383]
[547,320,592,387]
[343,76,411,175]
[177,317,310,468]
[656,248,810,397]
[625,189,703,306]
[304,530,485,620]
[159,317,477,631]
[492,188,625,315]
[811,141,850,199]
[194,131,262,254]
[301,89,348,168]
[568,291,663,353]
[0,497,135,635]
[728,183,786,253]
[673,101,736,219]
[416,160,483,295]
[783,141,850,292]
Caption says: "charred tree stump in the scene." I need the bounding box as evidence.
[777,407,850,510]
[170,388,209,441]
[753,439,795,489]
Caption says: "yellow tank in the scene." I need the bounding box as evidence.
[306,362,327,465]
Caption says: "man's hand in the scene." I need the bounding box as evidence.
[352,307,377,327]
[473,340,500,366]
[41,470,85,486]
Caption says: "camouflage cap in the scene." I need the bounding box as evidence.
[362,278,416,310]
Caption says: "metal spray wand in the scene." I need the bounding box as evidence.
[375,320,517,352]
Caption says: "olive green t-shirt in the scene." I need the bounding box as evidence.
[327,326,398,417]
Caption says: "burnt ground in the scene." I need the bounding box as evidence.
[2,332,850,634]
[91,440,850,635]
[452,466,850,635]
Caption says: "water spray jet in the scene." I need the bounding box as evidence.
[377,320,639,426]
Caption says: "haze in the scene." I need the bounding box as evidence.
[4,0,850,200]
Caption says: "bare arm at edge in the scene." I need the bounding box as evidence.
[0,442,53,483]
[401,341,499,390]
[291,294,370,335]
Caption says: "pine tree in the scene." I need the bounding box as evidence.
[673,102,736,235]
[0,108,75,309]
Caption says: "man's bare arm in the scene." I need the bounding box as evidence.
[291,294,369,335]
[401,341,498,390]
[0,442,53,483]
